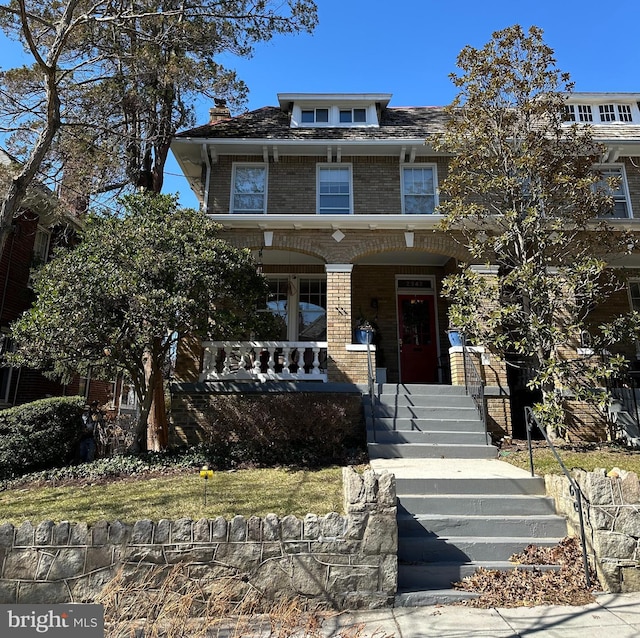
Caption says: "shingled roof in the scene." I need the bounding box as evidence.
[176,106,451,140]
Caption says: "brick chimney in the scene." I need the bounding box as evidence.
[209,98,231,123]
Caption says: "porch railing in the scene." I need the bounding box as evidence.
[462,340,488,445]
[524,406,592,588]
[200,341,328,383]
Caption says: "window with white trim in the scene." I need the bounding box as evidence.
[230,164,267,214]
[599,104,616,122]
[401,165,438,215]
[565,102,634,123]
[317,165,352,214]
[339,108,366,123]
[301,108,329,124]
[595,165,633,219]
[260,276,326,341]
[33,227,50,265]
[629,281,640,312]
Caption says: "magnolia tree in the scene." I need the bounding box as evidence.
[434,25,640,434]
[8,193,268,451]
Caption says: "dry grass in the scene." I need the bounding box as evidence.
[98,564,394,638]
[0,467,343,525]
[499,441,640,476]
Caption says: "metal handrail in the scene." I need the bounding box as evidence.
[366,340,377,442]
[462,340,489,445]
[524,406,592,588]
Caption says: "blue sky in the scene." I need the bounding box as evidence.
[2,0,639,209]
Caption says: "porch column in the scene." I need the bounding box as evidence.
[325,264,370,383]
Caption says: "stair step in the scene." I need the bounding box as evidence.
[398,513,568,537]
[398,535,564,562]
[395,476,547,496]
[395,589,480,606]
[368,443,497,460]
[376,384,467,396]
[398,494,557,515]
[367,417,485,433]
[364,397,476,410]
[367,430,489,445]
[398,561,562,593]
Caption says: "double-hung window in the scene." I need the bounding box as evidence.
[595,166,633,219]
[401,165,438,215]
[317,165,352,214]
[231,164,267,214]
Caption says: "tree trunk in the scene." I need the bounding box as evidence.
[144,337,168,452]
[147,370,168,451]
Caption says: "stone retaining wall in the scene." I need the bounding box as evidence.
[545,468,640,592]
[0,468,396,610]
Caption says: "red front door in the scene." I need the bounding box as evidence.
[397,294,438,383]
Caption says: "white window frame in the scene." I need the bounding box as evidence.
[617,104,633,122]
[33,226,51,264]
[401,164,439,215]
[316,164,353,215]
[292,105,377,128]
[596,164,633,219]
[230,163,268,214]
[301,108,329,124]
[628,280,640,312]
[263,274,327,341]
[577,105,593,122]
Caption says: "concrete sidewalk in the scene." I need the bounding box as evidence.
[312,592,640,637]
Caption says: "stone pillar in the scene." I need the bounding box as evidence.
[325,264,369,383]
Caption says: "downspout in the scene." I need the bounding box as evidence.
[202,144,211,213]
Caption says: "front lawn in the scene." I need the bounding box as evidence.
[0,467,344,525]
[499,442,640,476]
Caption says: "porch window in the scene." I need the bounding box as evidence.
[318,165,352,214]
[231,164,267,214]
[401,165,438,215]
[261,276,326,341]
[595,166,633,219]
[297,278,327,340]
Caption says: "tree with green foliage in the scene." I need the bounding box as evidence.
[8,193,268,451]
[434,25,640,435]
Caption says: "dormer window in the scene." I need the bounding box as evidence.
[301,108,329,124]
[564,100,635,123]
[339,108,367,123]
[280,94,391,129]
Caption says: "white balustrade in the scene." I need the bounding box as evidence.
[199,341,328,382]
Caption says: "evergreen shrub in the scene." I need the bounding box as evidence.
[0,396,85,479]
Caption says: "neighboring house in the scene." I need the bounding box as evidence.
[169,92,640,439]
[0,148,129,414]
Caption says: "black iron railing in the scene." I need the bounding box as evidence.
[366,340,377,442]
[524,406,592,587]
[462,339,489,445]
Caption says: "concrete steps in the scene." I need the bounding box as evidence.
[365,383,567,607]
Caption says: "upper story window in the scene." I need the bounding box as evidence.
[317,165,352,214]
[629,281,640,312]
[401,165,438,215]
[33,227,50,266]
[339,108,367,123]
[301,108,329,124]
[231,163,267,214]
[595,165,633,219]
[565,102,635,123]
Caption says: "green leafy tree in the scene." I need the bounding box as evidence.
[8,193,268,451]
[435,25,640,435]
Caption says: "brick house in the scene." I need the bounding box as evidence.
[0,149,132,415]
[169,92,640,440]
